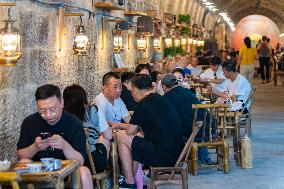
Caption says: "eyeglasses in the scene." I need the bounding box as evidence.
[38,107,57,117]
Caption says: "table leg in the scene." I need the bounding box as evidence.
[71,168,81,189]
[110,139,119,189]
[235,115,241,166]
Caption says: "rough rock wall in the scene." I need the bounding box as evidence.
[0,0,137,161]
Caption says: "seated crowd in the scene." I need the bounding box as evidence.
[16,54,251,189]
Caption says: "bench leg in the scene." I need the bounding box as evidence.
[223,142,230,174]
[192,143,198,176]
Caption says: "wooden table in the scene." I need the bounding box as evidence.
[9,160,81,189]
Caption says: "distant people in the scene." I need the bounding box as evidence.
[200,56,227,93]
[178,56,192,76]
[134,63,151,75]
[94,72,130,129]
[63,84,112,173]
[237,37,257,83]
[172,68,190,88]
[17,84,93,189]
[221,50,230,64]
[116,74,183,188]
[120,72,138,111]
[187,55,202,78]
[257,36,272,83]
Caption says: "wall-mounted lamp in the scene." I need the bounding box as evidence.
[153,37,160,50]
[59,7,88,54]
[137,34,147,51]
[113,30,123,52]
[0,3,21,66]
[73,17,89,55]
[164,37,172,48]
[188,38,193,45]
[180,37,187,46]
[174,38,180,47]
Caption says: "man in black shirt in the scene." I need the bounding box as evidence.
[162,74,202,138]
[120,72,137,111]
[116,74,183,189]
[17,84,93,189]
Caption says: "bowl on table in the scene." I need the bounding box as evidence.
[26,163,42,173]
[40,158,55,167]
[0,160,11,172]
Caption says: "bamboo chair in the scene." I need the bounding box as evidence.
[84,128,109,189]
[150,122,202,189]
[0,172,20,189]
[191,103,230,176]
[221,86,256,166]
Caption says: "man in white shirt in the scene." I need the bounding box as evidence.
[209,61,251,109]
[94,72,131,129]
[187,55,202,77]
[200,56,227,92]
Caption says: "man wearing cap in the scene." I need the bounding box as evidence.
[116,74,183,188]
[162,74,202,138]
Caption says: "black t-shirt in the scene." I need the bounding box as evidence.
[17,111,86,161]
[130,93,183,166]
[163,86,202,138]
[121,84,137,111]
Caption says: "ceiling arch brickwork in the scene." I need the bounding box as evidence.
[213,0,284,30]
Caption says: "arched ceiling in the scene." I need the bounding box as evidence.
[213,0,284,30]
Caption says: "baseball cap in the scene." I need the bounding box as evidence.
[161,74,178,86]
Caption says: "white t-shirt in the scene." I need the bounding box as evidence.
[94,93,129,124]
[187,65,202,77]
[200,66,227,92]
[223,73,251,104]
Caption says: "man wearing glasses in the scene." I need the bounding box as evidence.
[17,84,93,189]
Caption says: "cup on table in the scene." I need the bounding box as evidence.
[40,158,54,167]
[26,163,42,173]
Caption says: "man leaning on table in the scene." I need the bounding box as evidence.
[17,84,93,189]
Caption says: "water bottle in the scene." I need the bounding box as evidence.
[135,164,143,189]
[241,134,253,169]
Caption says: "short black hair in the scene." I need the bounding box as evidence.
[262,36,267,41]
[222,61,236,72]
[150,71,161,83]
[102,72,120,86]
[134,63,151,74]
[35,84,61,101]
[210,56,221,65]
[172,68,185,78]
[121,72,135,83]
[131,74,152,90]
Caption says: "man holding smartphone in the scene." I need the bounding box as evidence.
[17,84,93,189]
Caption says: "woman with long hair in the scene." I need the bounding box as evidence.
[237,37,257,83]
[63,84,112,173]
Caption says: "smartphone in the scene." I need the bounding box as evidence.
[40,132,52,140]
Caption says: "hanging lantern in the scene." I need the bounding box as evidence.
[164,37,172,48]
[193,39,197,45]
[73,17,89,55]
[174,38,180,47]
[137,35,147,50]
[153,37,160,50]
[0,9,21,66]
[188,38,193,45]
[113,31,123,52]
[180,37,187,46]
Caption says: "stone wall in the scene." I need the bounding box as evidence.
[0,0,138,161]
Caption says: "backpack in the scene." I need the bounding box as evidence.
[258,42,270,57]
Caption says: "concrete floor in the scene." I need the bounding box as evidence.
[158,79,284,189]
